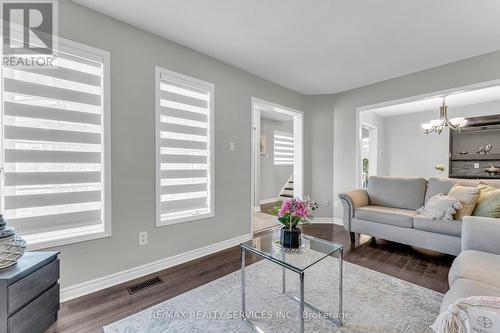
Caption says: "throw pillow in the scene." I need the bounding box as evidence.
[447,185,480,220]
[416,194,462,221]
[473,183,500,218]
[432,296,500,333]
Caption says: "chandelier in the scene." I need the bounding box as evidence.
[420,97,467,134]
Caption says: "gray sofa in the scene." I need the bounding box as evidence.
[339,176,500,256]
[442,216,500,312]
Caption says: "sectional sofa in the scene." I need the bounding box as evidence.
[339,176,500,256]
[442,216,500,311]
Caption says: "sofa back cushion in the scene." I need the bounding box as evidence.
[473,184,500,218]
[425,178,457,203]
[425,178,500,203]
[366,176,427,210]
[448,185,481,220]
[458,179,500,188]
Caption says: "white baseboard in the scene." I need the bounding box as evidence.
[259,197,280,205]
[60,232,253,303]
[312,217,344,226]
[333,218,344,226]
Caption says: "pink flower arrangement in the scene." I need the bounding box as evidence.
[275,197,318,231]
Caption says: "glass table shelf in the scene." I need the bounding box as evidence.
[240,231,343,273]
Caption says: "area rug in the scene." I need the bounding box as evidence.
[103,257,442,332]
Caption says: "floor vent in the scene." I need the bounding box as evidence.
[127,276,163,295]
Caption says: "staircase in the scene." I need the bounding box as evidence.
[279,174,294,199]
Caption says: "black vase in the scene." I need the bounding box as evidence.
[280,227,301,249]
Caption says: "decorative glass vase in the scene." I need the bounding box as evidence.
[0,215,26,270]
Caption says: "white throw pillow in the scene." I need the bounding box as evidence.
[432,296,500,333]
[417,194,462,220]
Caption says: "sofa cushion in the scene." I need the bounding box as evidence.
[354,205,417,228]
[425,178,500,202]
[448,185,480,220]
[367,176,427,210]
[448,250,500,289]
[417,194,461,220]
[473,184,500,218]
[440,278,500,313]
[457,179,500,188]
[425,178,457,203]
[413,214,462,237]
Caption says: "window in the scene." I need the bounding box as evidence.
[0,39,111,249]
[155,67,214,226]
[273,131,294,165]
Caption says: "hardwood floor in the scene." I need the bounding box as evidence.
[259,201,279,215]
[46,224,454,333]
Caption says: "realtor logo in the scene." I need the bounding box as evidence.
[1,0,58,68]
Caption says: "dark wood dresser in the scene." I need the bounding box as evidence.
[0,252,60,333]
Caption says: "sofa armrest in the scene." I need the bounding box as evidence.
[339,189,369,231]
[462,216,500,255]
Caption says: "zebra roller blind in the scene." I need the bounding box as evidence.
[273,131,294,165]
[155,67,214,226]
[0,41,110,243]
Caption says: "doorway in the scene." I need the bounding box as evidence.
[251,98,304,233]
[360,123,378,187]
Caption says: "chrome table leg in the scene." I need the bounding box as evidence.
[281,252,286,293]
[241,247,246,315]
[339,248,343,326]
[281,267,286,293]
[299,272,305,333]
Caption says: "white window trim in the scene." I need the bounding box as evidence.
[155,66,215,227]
[0,37,112,250]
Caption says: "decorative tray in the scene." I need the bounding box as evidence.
[272,236,310,254]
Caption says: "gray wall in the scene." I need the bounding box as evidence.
[31,0,500,289]
[52,0,307,288]
[259,118,293,202]
[383,100,500,178]
[331,51,500,219]
[304,95,335,217]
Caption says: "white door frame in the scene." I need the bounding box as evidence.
[250,97,304,233]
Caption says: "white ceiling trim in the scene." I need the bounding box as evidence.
[362,81,500,117]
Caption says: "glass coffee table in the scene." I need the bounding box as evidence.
[240,231,343,332]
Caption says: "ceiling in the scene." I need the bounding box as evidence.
[74,0,500,95]
[368,85,500,117]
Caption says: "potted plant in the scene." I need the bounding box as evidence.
[274,198,318,249]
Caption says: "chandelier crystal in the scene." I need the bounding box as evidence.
[420,97,467,134]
